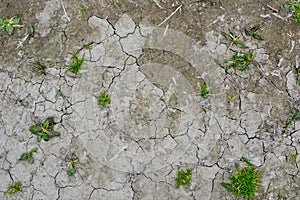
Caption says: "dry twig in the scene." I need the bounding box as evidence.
[158,4,182,26]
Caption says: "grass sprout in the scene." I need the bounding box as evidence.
[81,4,88,15]
[56,89,67,100]
[291,154,297,162]
[175,169,192,189]
[29,25,34,36]
[98,92,111,109]
[291,66,300,85]
[66,53,85,75]
[221,28,248,50]
[225,50,259,72]
[7,182,22,196]
[245,24,264,41]
[34,60,47,75]
[199,80,212,99]
[284,109,300,127]
[221,157,262,200]
[83,44,92,50]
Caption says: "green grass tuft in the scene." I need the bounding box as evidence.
[34,60,47,75]
[175,169,192,189]
[98,92,111,109]
[66,53,85,75]
[199,81,211,99]
[7,182,22,196]
[221,157,262,199]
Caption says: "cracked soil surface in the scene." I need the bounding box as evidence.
[0,0,300,199]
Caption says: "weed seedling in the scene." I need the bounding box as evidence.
[66,53,85,75]
[284,118,293,127]
[291,109,300,121]
[221,157,262,200]
[34,60,47,75]
[29,25,34,36]
[225,50,259,72]
[98,92,111,109]
[68,157,79,176]
[284,109,300,131]
[7,182,22,196]
[284,1,300,22]
[284,109,300,133]
[19,147,38,164]
[245,24,264,41]
[199,81,211,99]
[291,66,300,85]
[175,169,192,189]
[291,154,297,162]
[221,28,248,50]
[83,44,92,50]
[29,118,60,142]
[229,95,237,101]
[56,89,67,100]
[80,4,88,15]
[0,16,24,35]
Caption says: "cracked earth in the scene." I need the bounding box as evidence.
[0,0,300,199]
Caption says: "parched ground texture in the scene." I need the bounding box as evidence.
[0,0,300,199]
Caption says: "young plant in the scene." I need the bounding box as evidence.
[225,50,259,72]
[245,24,264,41]
[221,157,262,200]
[0,16,24,35]
[199,80,211,99]
[83,44,92,50]
[175,169,192,189]
[284,1,300,22]
[29,25,34,36]
[80,4,88,15]
[98,92,111,109]
[291,154,297,162]
[29,118,60,142]
[7,181,22,196]
[34,60,47,75]
[284,118,293,127]
[291,66,300,85]
[283,109,300,134]
[68,157,79,176]
[18,147,38,164]
[56,89,67,100]
[66,53,85,75]
[291,109,300,120]
[221,28,248,50]
[229,95,237,101]
[285,109,300,127]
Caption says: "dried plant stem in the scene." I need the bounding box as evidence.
[158,4,182,26]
